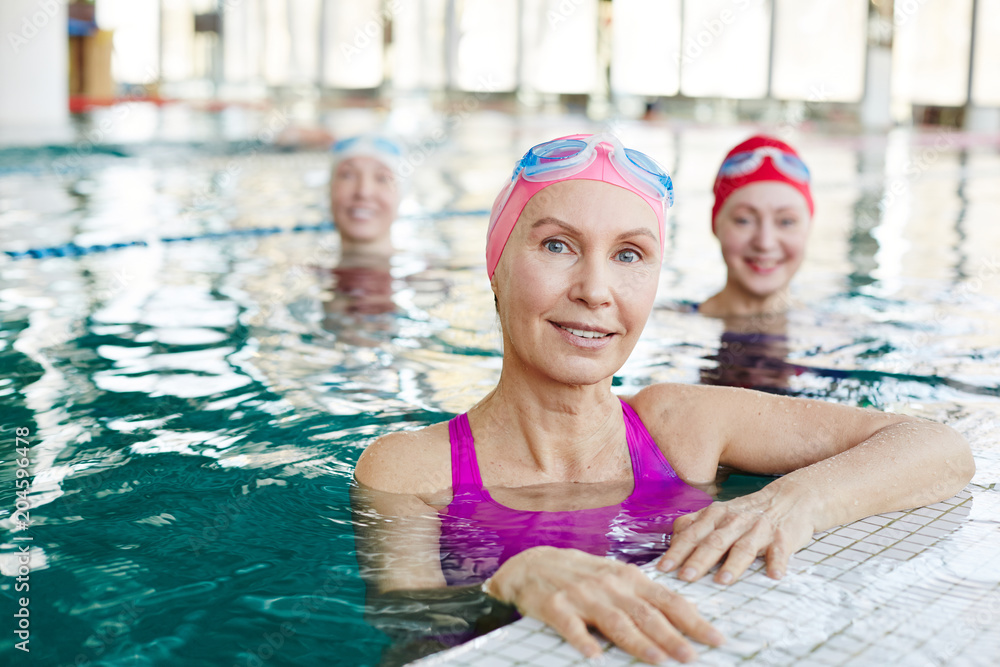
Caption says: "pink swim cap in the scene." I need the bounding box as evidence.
[486,134,669,279]
[711,135,814,231]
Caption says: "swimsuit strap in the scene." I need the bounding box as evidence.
[620,399,680,484]
[448,413,485,499]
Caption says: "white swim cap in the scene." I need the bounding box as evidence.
[330,134,406,178]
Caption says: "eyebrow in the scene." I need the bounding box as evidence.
[531,216,658,243]
[730,203,803,215]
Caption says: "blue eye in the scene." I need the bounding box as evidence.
[616,249,640,263]
[544,240,567,253]
[779,217,797,227]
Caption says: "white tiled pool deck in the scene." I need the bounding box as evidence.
[413,479,1000,666]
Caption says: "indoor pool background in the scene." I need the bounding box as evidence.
[1,105,998,666]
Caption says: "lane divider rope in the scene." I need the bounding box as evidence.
[4,209,489,260]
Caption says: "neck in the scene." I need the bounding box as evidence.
[339,236,393,257]
[701,281,791,319]
[337,246,393,269]
[470,364,627,484]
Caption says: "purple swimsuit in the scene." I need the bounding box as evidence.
[439,399,712,586]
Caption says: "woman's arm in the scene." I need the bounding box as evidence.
[351,482,449,592]
[633,384,975,584]
[354,426,505,640]
[351,480,522,663]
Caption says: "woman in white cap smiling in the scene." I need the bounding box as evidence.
[329,134,405,255]
[320,134,407,321]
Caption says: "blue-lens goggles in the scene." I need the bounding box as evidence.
[511,134,674,207]
[718,146,810,183]
[332,135,403,157]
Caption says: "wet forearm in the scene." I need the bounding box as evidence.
[775,419,974,532]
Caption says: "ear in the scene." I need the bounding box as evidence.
[490,256,508,296]
[489,271,502,316]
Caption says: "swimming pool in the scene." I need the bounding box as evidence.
[1,106,998,666]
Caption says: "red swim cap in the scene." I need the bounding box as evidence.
[711,135,814,231]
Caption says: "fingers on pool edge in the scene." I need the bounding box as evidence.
[541,597,603,659]
[675,514,757,581]
[646,582,725,649]
[714,528,768,584]
[657,514,709,572]
[625,593,705,663]
[592,606,679,664]
[765,537,790,579]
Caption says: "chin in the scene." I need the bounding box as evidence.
[340,225,389,243]
[543,360,622,387]
[740,273,790,296]
[745,286,785,301]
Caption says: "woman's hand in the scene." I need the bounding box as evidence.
[657,485,815,584]
[487,546,724,664]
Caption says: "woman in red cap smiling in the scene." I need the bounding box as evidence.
[698,135,814,318]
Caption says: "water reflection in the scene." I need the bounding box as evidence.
[700,314,798,392]
[325,254,396,317]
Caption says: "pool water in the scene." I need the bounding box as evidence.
[1,108,998,666]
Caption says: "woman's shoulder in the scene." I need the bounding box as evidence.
[625,383,754,482]
[354,420,453,495]
[693,293,724,317]
[626,383,721,435]
[628,381,744,411]
[629,382,782,428]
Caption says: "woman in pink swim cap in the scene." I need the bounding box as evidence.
[353,134,972,665]
[699,135,814,318]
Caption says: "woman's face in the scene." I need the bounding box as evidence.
[492,179,661,386]
[330,156,400,245]
[713,181,812,298]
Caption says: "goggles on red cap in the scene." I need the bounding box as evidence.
[711,135,814,228]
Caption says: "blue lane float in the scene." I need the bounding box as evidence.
[3,210,489,260]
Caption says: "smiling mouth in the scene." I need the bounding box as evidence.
[348,207,376,220]
[746,258,782,272]
[556,324,612,339]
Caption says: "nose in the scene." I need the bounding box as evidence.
[569,254,613,308]
[354,172,375,199]
[751,218,778,251]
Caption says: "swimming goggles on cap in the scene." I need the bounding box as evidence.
[501,133,674,206]
[331,135,403,156]
[718,145,810,183]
